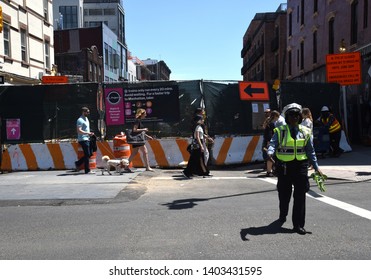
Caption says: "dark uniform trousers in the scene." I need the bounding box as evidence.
[276,159,309,228]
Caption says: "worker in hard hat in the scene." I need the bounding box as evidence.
[267,103,323,235]
[317,106,343,157]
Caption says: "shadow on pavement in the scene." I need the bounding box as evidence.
[240,220,294,241]
[161,189,276,210]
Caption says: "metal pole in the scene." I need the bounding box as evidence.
[342,85,348,136]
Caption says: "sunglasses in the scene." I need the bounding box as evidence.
[287,111,300,117]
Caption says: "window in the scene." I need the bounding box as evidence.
[288,12,292,36]
[351,0,358,44]
[21,29,27,62]
[104,43,109,69]
[288,50,292,76]
[300,41,304,70]
[329,18,335,54]
[363,0,368,28]
[45,40,50,69]
[301,0,305,25]
[89,9,103,16]
[104,9,115,15]
[3,24,10,57]
[59,6,78,29]
[43,0,49,21]
[313,31,317,63]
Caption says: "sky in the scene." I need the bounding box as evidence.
[124,0,286,81]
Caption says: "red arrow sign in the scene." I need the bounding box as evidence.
[239,82,269,101]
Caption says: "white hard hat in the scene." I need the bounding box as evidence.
[283,103,302,116]
[321,106,329,112]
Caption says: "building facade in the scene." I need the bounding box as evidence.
[54,25,120,82]
[82,0,127,81]
[0,0,54,84]
[53,0,84,30]
[241,4,287,83]
[287,0,371,144]
[142,59,172,81]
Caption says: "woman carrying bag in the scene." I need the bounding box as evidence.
[182,115,211,178]
[126,108,154,172]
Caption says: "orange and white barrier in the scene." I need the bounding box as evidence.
[0,136,264,171]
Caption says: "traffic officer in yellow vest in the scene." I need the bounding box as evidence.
[267,103,323,235]
[317,106,343,157]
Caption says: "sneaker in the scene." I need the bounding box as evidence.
[266,172,274,177]
[85,171,95,174]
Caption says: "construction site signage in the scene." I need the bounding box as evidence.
[6,119,21,140]
[239,82,269,101]
[326,52,361,85]
[105,88,125,125]
[42,76,69,84]
[123,84,180,123]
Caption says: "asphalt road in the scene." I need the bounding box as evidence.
[0,166,370,260]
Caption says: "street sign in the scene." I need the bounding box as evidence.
[42,75,69,84]
[326,52,361,85]
[6,119,21,140]
[239,81,269,101]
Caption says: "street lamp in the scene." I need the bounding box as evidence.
[339,39,346,53]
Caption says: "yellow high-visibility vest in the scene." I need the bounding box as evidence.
[274,124,311,162]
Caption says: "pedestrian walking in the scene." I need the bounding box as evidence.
[193,107,214,164]
[316,106,343,157]
[126,108,154,172]
[75,107,95,174]
[182,115,211,178]
[267,103,323,235]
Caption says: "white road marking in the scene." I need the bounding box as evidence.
[154,176,251,180]
[153,175,371,220]
[260,178,371,221]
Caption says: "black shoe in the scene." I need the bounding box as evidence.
[125,167,134,173]
[279,216,286,223]
[182,171,191,179]
[293,227,307,235]
[73,161,79,172]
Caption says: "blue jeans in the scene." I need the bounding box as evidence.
[76,140,92,173]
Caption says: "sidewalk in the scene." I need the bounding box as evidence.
[316,144,371,181]
[0,145,370,204]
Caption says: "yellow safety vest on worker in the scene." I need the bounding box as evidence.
[321,115,341,134]
[274,124,311,162]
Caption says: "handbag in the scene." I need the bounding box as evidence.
[125,129,145,144]
[187,139,200,153]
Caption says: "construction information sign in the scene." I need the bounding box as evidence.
[326,52,361,85]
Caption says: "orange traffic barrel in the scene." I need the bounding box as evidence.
[113,133,131,166]
[77,147,96,170]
